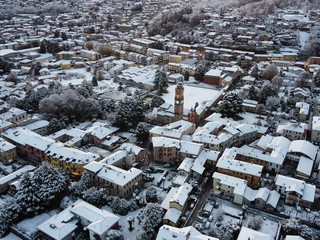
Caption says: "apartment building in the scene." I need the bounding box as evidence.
[216,158,263,188]
[84,162,143,198]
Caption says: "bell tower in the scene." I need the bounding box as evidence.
[174,82,184,121]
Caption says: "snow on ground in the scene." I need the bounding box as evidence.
[282,14,309,22]
[299,31,310,49]
[162,84,221,109]
[0,233,22,240]
[238,112,268,126]
[94,80,129,100]
[243,215,279,239]
[102,205,141,240]
[16,209,59,237]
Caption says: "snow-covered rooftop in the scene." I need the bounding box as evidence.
[156,225,218,240]
[212,172,247,196]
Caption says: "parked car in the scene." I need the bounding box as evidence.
[197,216,206,223]
[205,221,210,229]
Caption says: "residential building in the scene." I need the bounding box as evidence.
[0,165,36,193]
[276,122,307,141]
[275,174,316,208]
[156,225,218,240]
[37,199,120,240]
[212,172,247,205]
[237,227,273,240]
[45,144,100,176]
[0,137,16,165]
[311,116,320,145]
[84,162,143,198]
[152,137,203,164]
[149,120,196,140]
[0,107,27,124]
[216,158,263,188]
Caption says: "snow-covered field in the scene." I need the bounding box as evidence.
[162,84,222,109]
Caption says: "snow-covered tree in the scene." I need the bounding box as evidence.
[194,63,208,81]
[15,173,40,215]
[184,71,190,81]
[282,218,315,239]
[262,64,278,81]
[248,85,259,101]
[150,96,165,108]
[154,69,169,94]
[31,163,69,207]
[145,187,158,203]
[295,72,309,88]
[248,216,263,230]
[39,89,100,121]
[0,206,12,237]
[113,96,145,130]
[110,197,130,215]
[105,229,124,240]
[314,71,320,88]
[272,75,284,87]
[258,81,278,104]
[82,187,108,208]
[210,220,241,240]
[48,118,67,134]
[135,122,151,142]
[96,70,104,81]
[218,92,244,119]
[135,203,164,240]
[215,206,224,222]
[251,64,259,79]
[265,96,280,112]
[255,104,265,118]
[72,170,93,197]
[100,98,116,115]
[92,75,98,86]
[0,58,13,74]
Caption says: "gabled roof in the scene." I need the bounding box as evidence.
[288,140,318,160]
[156,225,218,240]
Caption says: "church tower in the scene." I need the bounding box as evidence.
[174,82,184,121]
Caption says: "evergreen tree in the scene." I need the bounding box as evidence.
[134,203,164,240]
[39,40,47,53]
[184,71,190,81]
[60,32,67,41]
[218,92,244,119]
[150,95,165,108]
[15,173,40,215]
[33,62,42,76]
[248,85,258,101]
[194,63,207,81]
[135,122,151,142]
[314,71,320,87]
[251,64,259,79]
[154,69,168,94]
[113,95,145,130]
[54,29,60,38]
[145,187,158,203]
[92,75,98,86]
[0,58,14,74]
[258,81,278,104]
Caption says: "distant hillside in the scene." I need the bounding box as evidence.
[147,7,209,43]
[147,0,319,43]
[199,0,320,16]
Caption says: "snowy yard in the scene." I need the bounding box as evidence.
[238,112,268,126]
[161,84,222,109]
[15,209,59,238]
[102,205,142,240]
